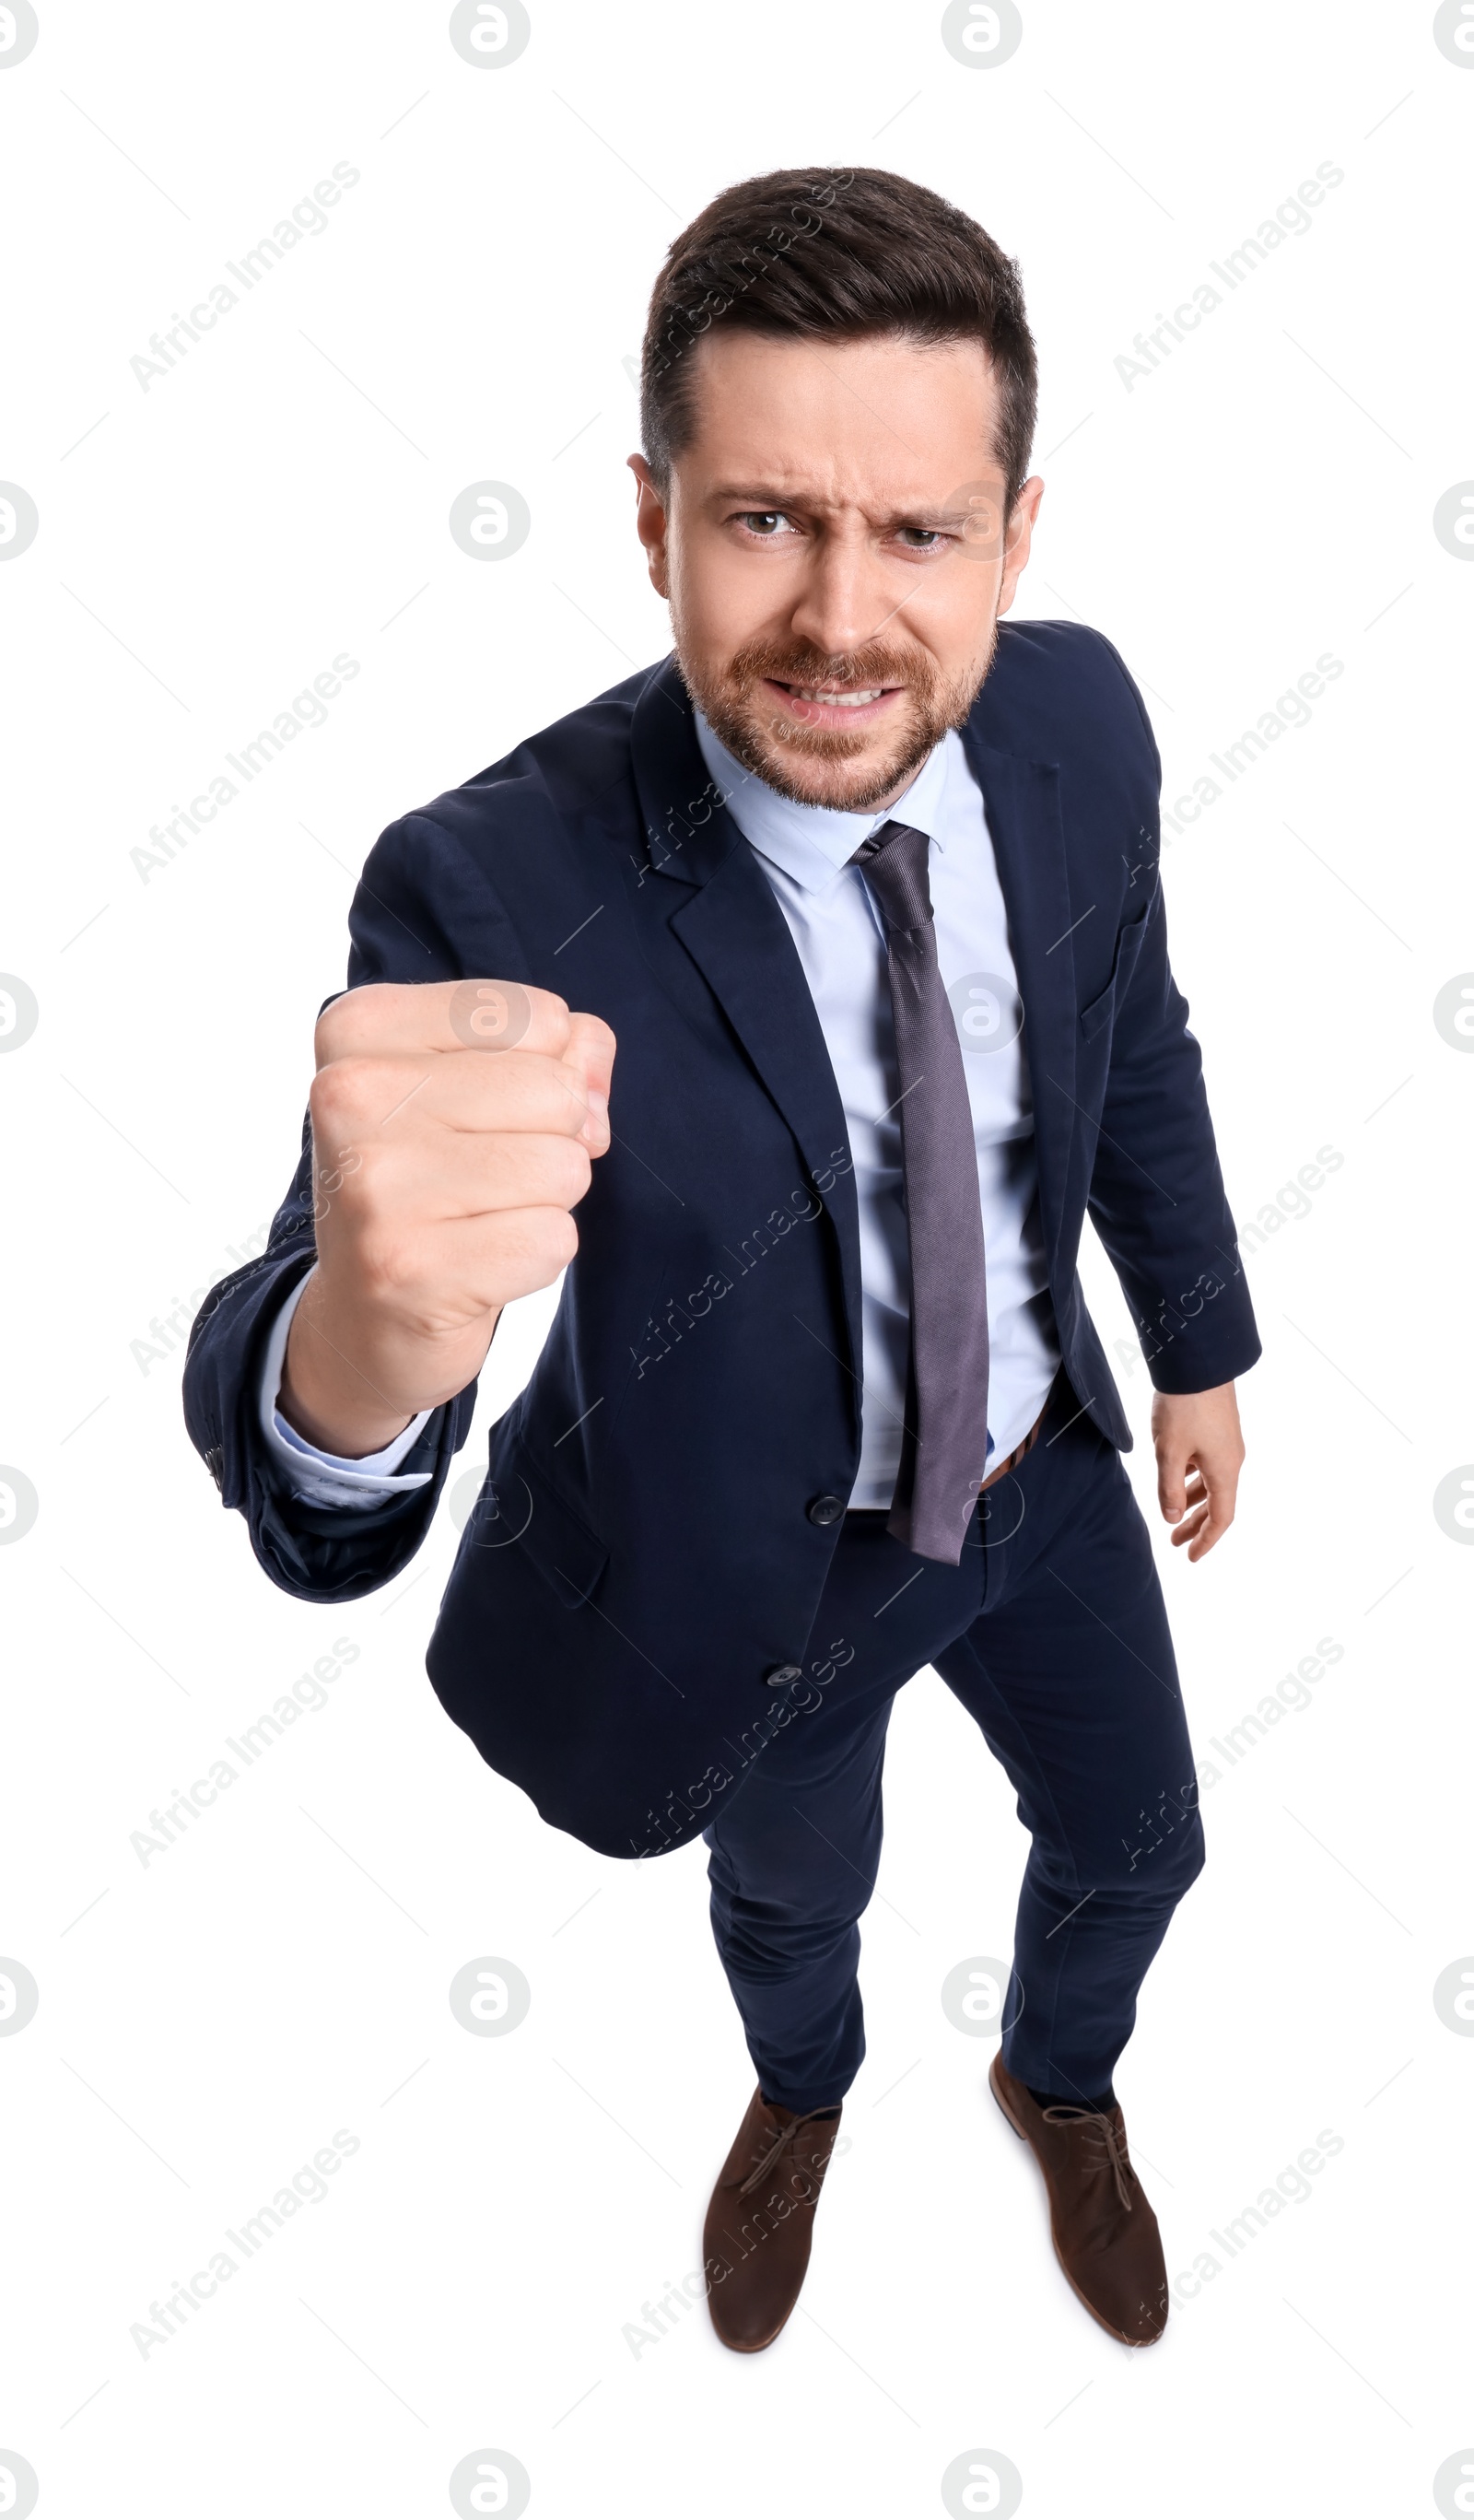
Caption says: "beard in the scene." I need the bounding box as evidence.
[676,627,996,813]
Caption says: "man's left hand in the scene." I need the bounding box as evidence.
[1152,1381,1244,1562]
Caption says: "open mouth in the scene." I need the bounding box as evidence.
[765,678,905,731]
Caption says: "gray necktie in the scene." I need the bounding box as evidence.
[849,819,990,1564]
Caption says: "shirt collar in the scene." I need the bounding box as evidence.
[693,709,952,897]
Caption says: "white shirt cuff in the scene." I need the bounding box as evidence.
[258,1274,434,1508]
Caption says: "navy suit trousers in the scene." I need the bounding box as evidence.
[704,1378,1206,2113]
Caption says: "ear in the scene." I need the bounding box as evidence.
[997,475,1045,618]
[627,454,671,599]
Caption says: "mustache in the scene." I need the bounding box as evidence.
[728,636,941,699]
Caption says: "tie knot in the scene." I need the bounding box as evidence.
[849,818,933,932]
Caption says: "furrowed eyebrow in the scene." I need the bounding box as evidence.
[709,488,968,531]
[708,487,807,506]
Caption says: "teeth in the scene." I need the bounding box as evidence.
[787,686,883,707]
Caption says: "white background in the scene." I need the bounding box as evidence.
[2,2,1472,2513]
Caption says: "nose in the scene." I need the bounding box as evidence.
[786,519,900,664]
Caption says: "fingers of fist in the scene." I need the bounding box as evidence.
[314,979,614,1079]
[305,981,615,1305]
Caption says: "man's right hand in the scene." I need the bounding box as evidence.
[278,979,615,1459]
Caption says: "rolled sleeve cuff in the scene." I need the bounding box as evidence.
[258,1275,433,1509]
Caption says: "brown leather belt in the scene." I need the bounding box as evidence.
[977,1372,1066,1494]
[977,1412,1043,1493]
[847,1374,1070,1522]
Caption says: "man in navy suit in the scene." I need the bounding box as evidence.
[186,167,1258,2351]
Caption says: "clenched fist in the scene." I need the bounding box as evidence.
[279,979,616,1459]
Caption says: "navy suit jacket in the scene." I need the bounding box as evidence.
[184,623,1259,1858]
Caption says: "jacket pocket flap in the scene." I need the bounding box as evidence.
[1079,897,1152,1041]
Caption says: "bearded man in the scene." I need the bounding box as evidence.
[186,165,1258,2353]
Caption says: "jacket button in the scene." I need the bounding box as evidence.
[806,1494,845,1526]
[766,1663,803,1690]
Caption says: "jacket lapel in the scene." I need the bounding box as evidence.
[629,660,865,1382]
[626,661,1081,1360]
[957,731,1078,1273]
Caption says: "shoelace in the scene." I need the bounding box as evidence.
[737,2108,837,2200]
[1041,2104,1136,2212]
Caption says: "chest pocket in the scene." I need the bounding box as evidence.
[1079,897,1153,1045]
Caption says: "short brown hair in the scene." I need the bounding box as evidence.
[640,166,1037,512]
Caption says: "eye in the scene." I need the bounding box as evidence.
[735,510,796,537]
[895,526,945,550]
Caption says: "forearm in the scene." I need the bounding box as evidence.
[279,1265,499,1458]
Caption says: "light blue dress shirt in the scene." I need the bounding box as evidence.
[691,714,1059,1507]
[260,715,1060,1510]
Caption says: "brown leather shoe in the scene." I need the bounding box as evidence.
[702,2087,842,2352]
[989,2054,1168,2345]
